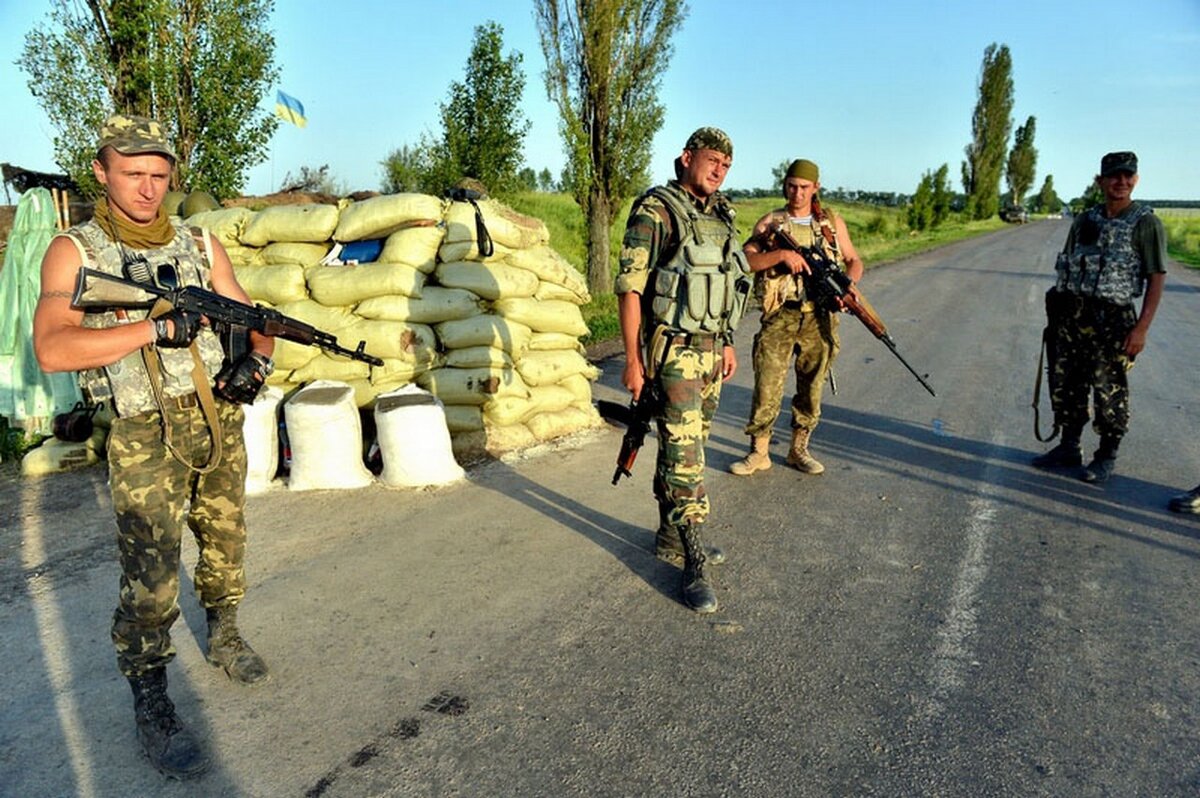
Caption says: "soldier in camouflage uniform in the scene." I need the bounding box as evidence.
[729,159,864,477]
[33,115,276,779]
[616,127,751,614]
[1032,151,1166,483]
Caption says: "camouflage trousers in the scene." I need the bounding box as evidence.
[743,305,840,439]
[652,335,724,528]
[1044,290,1136,438]
[107,398,249,677]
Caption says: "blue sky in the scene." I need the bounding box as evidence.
[2,0,1198,201]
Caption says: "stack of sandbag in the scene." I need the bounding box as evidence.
[204,193,603,461]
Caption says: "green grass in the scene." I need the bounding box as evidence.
[506,191,1007,343]
[0,415,43,464]
[1156,208,1200,267]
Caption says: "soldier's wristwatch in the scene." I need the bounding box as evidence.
[250,352,275,378]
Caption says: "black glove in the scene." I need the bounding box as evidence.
[153,308,203,348]
[214,352,273,404]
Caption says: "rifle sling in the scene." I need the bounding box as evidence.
[143,297,224,474]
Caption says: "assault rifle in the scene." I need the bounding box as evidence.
[770,224,936,397]
[597,385,659,485]
[71,267,385,366]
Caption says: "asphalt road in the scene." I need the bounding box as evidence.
[2,220,1198,797]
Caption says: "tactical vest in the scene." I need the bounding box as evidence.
[755,209,842,310]
[64,220,226,417]
[644,184,751,336]
[1055,203,1153,306]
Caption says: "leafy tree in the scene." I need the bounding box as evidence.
[961,43,1014,220]
[537,167,555,192]
[424,21,530,196]
[381,143,433,193]
[930,163,954,226]
[1032,174,1062,214]
[770,158,791,187]
[907,171,935,231]
[517,167,538,191]
[1071,181,1104,214]
[19,0,279,199]
[1005,115,1037,207]
[536,0,688,295]
[279,164,344,196]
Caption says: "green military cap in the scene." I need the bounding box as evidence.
[1100,151,1137,176]
[785,159,820,182]
[684,127,733,158]
[96,114,177,160]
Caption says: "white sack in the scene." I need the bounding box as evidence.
[284,380,374,491]
[373,385,464,487]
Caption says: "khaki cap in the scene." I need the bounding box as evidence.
[96,114,177,160]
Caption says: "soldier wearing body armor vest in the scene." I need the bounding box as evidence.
[1032,151,1166,484]
[616,127,751,614]
[729,159,865,478]
[33,115,276,779]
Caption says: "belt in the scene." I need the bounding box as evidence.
[665,331,720,350]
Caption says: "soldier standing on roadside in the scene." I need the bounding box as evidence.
[33,115,275,779]
[1032,151,1166,483]
[729,159,864,477]
[616,127,752,614]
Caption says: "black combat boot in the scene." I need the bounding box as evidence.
[1032,424,1084,469]
[677,523,718,614]
[1083,435,1120,484]
[653,500,725,566]
[206,606,270,685]
[128,668,210,779]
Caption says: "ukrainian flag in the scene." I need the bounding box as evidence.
[275,90,307,128]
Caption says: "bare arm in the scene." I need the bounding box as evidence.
[33,236,157,373]
[833,215,865,283]
[618,291,645,400]
[743,213,809,275]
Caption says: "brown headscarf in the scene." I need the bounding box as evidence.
[92,197,175,250]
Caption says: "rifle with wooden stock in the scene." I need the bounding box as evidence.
[769,223,936,397]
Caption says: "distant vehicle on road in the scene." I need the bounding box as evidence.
[1000,206,1029,224]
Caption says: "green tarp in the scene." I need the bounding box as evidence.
[0,187,81,434]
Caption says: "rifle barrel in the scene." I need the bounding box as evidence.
[881,336,937,396]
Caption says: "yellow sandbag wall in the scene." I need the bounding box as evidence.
[217,194,602,459]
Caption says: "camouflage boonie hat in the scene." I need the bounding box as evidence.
[96,114,177,160]
[684,127,733,158]
[1100,151,1137,176]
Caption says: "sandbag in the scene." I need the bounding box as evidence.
[275,299,358,332]
[493,297,590,336]
[444,346,513,370]
[434,260,537,301]
[527,405,602,441]
[435,315,532,354]
[443,404,484,432]
[270,338,319,372]
[504,245,590,303]
[534,280,585,303]
[516,350,600,387]
[289,353,372,384]
[284,380,374,491]
[371,357,438,386]
[528,332,587,353]
[242,385,283,495]
[233,263,308,305]
[334,193,445,241]
[373,385,464,488]
[20,435,102,475]
[355,287,484,324]
[378,225,444,272]
[437,239,512,264]
[241,204,340,246]
[559,373,594,405]
[338,319,438,363]
[417,366,530,407]
[223,244,264,268]
[307,262,425,306]
[262,241,331,266]
[443,198,549,249]
[187,207,252,248]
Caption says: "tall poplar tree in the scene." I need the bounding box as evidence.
[535,0,688,295]
[1005,115,1038,207]
[961,43,1014,220]
[19,0,279,198]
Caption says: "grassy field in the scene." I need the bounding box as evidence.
[1156,207,1200,267]
[508,191,1007,343]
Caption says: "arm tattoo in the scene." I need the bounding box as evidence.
[40,290,74,300]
